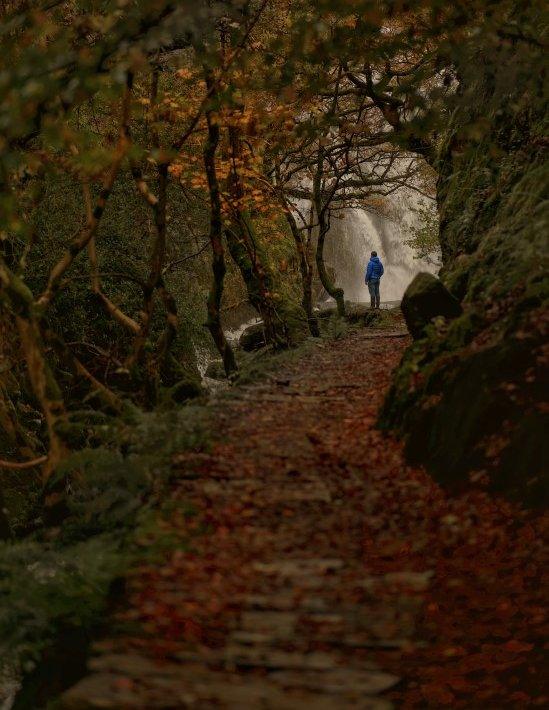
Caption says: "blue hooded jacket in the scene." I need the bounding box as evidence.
[365,256,384,283]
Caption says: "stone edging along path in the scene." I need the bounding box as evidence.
[61,329,548,709]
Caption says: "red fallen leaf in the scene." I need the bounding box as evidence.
[442,645,467,657]
[510,691,531,703]
[446,676,475,692]
[504,640,534,653]
[521,525,536,542]
[112,676,134,691]
[421,682,456,705]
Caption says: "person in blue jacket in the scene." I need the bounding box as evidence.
[365,251,384,309]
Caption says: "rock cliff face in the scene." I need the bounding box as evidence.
[381,18,548,506]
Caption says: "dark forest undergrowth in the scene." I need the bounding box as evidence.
[5,320,545,710]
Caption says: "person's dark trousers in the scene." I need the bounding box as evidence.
[368,278,381,308]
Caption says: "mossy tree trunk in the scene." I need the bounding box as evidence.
[283,205,320,337]
[127,72,193,402]
[224,218,289,348]
[0,316,35,455]
[225,125,295,349]
[203,84,237,377]
[315,219,345,318]
[0,262,69,484]
[312,147,345,318]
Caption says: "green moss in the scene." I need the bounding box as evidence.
[442,310,481,350]
[0,403,211,704]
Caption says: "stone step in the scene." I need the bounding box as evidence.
[244,594,329,612]
[176,647,346,671]
[271,668,399,695]
[252,558,344,577]
[60,669,394,709]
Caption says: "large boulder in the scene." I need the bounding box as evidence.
[401,273,462,339]
[239,323,267,351]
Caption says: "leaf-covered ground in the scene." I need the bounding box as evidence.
[61,329,548,709]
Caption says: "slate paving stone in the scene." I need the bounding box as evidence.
[252,558,344,576]
[244,594,329,612]
[62,666,395,709]
[270,668,400,695]
[240,610,297,633]
[59,332,427,710]
[188,647,345,671]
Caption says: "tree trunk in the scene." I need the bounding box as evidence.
[0,491,9,539]
[316,229,345,317]
[314,217,345,318]
[203,94,237,378]
[226,125,292,349]
[284,207,320,337]
[15,314,68,483]
[0,261,68,483]
[312,148,345,318]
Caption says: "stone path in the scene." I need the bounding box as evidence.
[60,331,410,709]
[59,329,548,708]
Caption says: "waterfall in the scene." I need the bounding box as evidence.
[323,192,439,303]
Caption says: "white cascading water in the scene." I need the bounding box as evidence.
[322,191,438,303]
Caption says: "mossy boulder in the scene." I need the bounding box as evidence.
[317,305,337,319]
[401,273,462,339]
[239,323,267,352]
[167,378,203,403]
